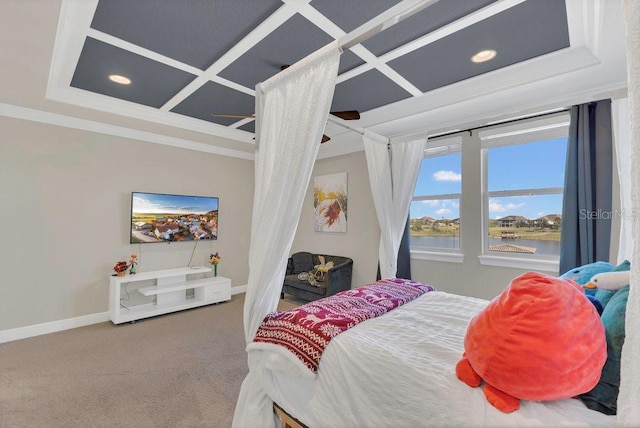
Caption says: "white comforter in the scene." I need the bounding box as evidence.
[234,291,615,427]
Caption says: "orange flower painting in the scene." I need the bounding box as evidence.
[313,173,347,232]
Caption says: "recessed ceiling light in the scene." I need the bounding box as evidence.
[471,49,497,64]
[108,74,131,85]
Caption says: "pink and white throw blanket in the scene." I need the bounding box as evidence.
[252,278,435,373]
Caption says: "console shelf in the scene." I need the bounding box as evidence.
[109,267,231,324]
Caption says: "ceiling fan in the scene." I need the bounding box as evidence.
[211,65,360,143]
[211,110,360,143]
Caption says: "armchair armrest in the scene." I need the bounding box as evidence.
[325,258,353,295]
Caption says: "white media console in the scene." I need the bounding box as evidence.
[109,267,231,324]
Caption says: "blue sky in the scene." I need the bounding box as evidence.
[411,138,567,220]
[132,192,219,214]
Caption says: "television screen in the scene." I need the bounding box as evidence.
[130,192,219,244]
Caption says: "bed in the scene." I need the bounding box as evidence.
[235,279,615,427]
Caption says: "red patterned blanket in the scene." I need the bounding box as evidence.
[252,278,435,373]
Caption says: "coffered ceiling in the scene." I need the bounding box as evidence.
[2,0,628,159]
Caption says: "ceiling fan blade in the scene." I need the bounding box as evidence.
[321,134,331,143]
[211,113,255,119]
[330,110,360,120]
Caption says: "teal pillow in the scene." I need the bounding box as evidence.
[560,261,615,285]
[579,284,629,415]
[595,260,630,308]
[560,261,615,297]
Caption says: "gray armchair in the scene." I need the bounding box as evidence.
[281,252,353,301]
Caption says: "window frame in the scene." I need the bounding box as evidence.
[478,113,570,270]
[410,136,463,263]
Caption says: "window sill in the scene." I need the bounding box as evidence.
[478,255,559,273]
[410,250,464,263]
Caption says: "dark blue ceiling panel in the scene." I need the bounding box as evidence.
[311,0,400,33]
[362,0,498,56]
[338,50,365,74]
[71,0,573,137]
[91,0,282,70]
[71,37,196,108]
[331,69,411,113]
[389,0,569,93]
[218,13,334,89]
[239,121,256,134]
[171,81,255,126]
[313,0,399,74]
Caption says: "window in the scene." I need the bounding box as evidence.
[481,113,569,259]
[410,138,462,252]
[409,111,569,270]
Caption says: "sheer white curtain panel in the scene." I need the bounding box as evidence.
[618,0,640,424]
[233,41,340,428]
[612,97,633,263]
[242,41,340,344]
[363,131,426,279]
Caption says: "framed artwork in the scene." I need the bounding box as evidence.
[313,172,347,232]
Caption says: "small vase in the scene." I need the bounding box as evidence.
[117,271,125,277]
[214,264,218,277]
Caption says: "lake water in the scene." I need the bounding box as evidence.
[411,236,561,256]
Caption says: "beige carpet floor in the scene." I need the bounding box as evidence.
[0,294,299,428]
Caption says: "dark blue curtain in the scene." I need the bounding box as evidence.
[376,216,412,280]
[559,99,613,274]
[396,216,412,279]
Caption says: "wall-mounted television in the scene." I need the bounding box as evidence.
[130,192,219,244]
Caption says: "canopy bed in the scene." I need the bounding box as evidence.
[233,0,640,426]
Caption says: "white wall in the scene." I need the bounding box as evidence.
[291,149,548,300]
[0,116,254,331]
[293,134,621,302]
[1,114,621,332]
[291,151,380,288]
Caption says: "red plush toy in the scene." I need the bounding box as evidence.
[456,271,607,413]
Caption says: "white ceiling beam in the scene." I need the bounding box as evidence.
[338,0,440,51]
[47,0,100,91]
[87,28,203,76]
[161,3,298,112]
[295,3,422,96]
[379,0,526,64]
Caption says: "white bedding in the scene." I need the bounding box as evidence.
[235,291,615,427]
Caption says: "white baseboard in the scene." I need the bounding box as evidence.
[0,312,110,344]
[231,284,247,295]
[1,286,248,344]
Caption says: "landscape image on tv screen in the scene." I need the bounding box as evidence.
[130,192,219,244]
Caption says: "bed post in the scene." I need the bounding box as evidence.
[273,403,307,428]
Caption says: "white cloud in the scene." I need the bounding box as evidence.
[435,208,451,216]
[489,200,525,213]
[433,170,461,182]
[420,200,441,207]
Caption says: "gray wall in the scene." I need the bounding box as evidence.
[290,150,541,299]
[294,138,621,302]
[0,116,254,331]
[291,151,380,288]
[291,151,540,299]
[0,115,621,332]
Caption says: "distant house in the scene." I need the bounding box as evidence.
[155,224,179,240]
[534,214,562,229]
[192,227,209,239]
[496,215,528,228]
[189,222,205,235]
[133,222,151,230]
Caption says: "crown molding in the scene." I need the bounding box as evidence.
[0,103,255,161]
